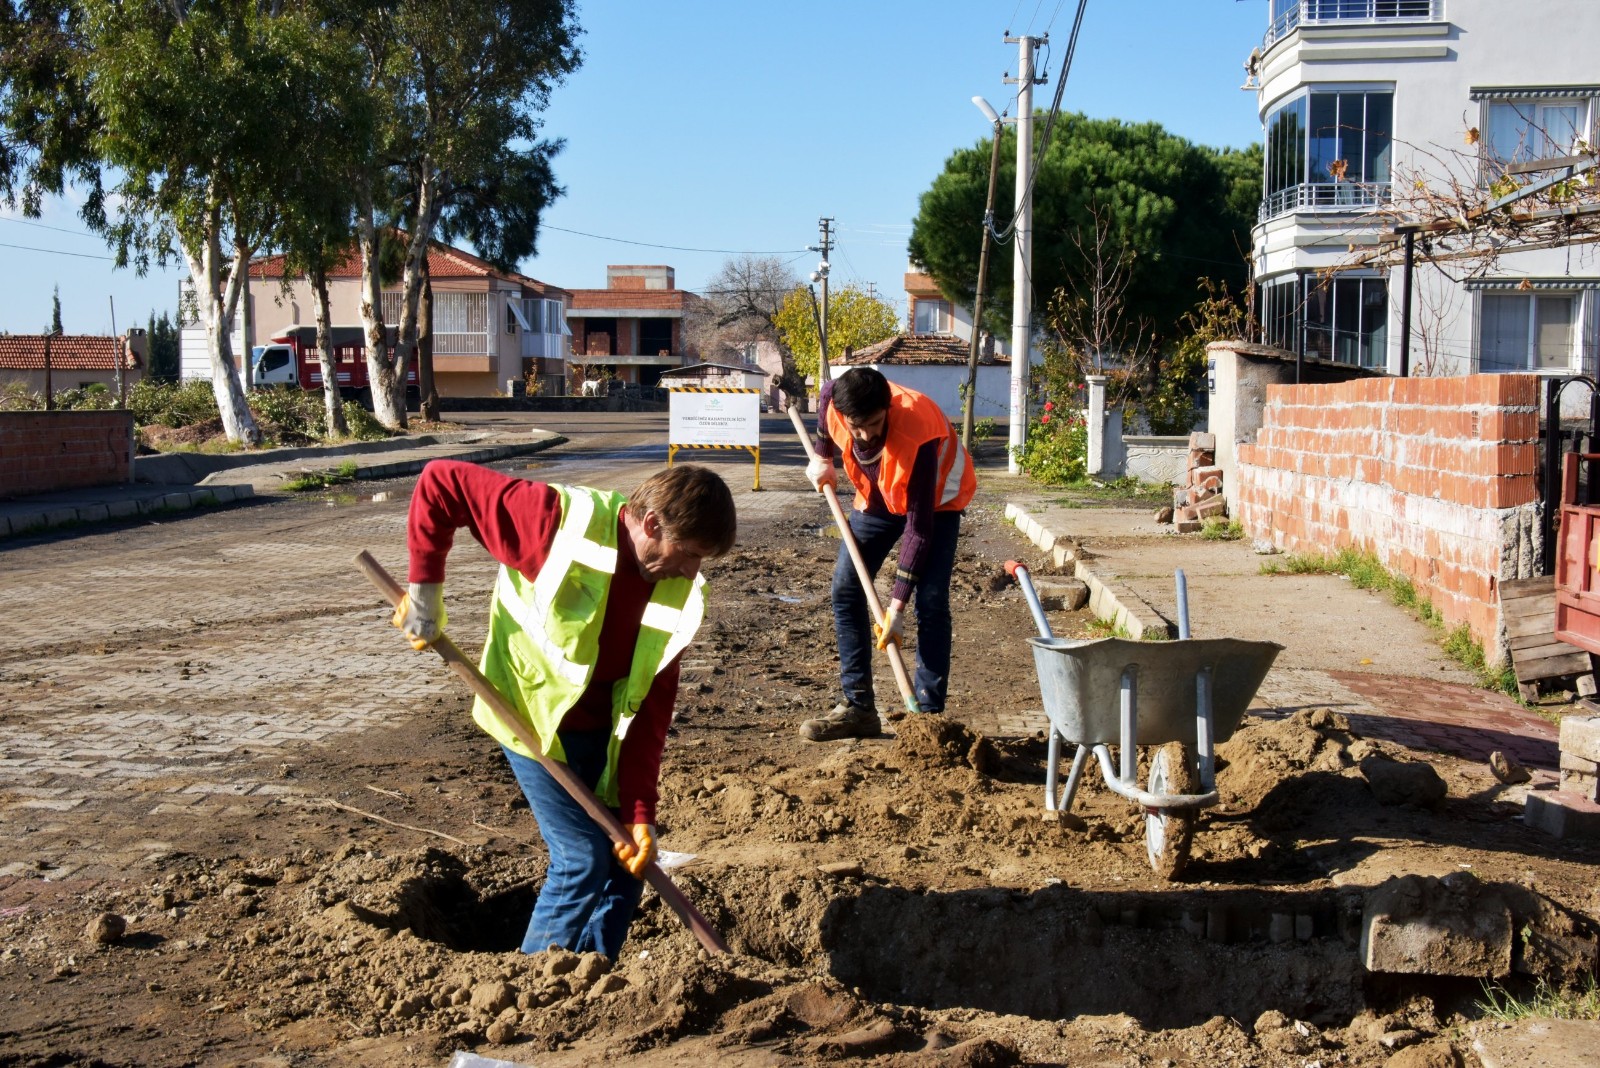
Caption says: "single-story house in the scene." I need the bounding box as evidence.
[0,331,147,398]
[830,333,1009,422]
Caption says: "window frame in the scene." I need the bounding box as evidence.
[1477,290,1579,373]
[913,298,953,334]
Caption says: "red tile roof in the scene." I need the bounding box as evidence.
[837,333,1009,366]
[0,335,138,371]
[248,237,565,296]
[567,289,693,311]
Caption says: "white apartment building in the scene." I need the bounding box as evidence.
[1250,0,1600,378]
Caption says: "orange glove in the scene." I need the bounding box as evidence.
[874,600,906,650]
[612,823,656,878]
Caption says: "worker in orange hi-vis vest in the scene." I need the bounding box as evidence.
[800,367,976,741]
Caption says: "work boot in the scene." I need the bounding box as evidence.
[798,701,883,742]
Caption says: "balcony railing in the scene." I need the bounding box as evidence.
[1259,180,1391,221]
[1265,0,1443,51]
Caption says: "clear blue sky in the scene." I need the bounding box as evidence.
[0,0,1270,335]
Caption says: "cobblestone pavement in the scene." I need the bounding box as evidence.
[1,504,457,883]
[2,412,1568,890]
[0,414,811,887]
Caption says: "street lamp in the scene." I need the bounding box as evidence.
[961,96,1005,450]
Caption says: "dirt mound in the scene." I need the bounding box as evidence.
[137,417,227,450]
[894,713,999,774]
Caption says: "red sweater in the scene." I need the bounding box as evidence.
[407,460,678,825]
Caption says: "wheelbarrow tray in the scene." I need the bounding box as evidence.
[1027,636,1283,748]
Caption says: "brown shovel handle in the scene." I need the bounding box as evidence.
[353,550,729,956]
[787,406,922,714]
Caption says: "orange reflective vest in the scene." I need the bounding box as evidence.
[824,383,976,515]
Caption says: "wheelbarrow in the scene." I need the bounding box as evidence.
[1006,562,1282,878]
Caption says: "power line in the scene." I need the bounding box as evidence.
[0,239,116,261]
[541,223,806,256]
[0,214,105,240]
[994,0,1089,243]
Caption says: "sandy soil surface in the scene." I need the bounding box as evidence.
[1,458,1597,1067]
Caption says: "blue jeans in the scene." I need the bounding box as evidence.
[833,508,962,714]
[502,731,642,959]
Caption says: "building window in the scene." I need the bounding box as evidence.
[1483,100,1588,168]
[1262,90,1392,219]
[913,299,953,334]
[1256,273,1388,369]
[1480,292,1575,372]
[546,299,570,337]
[521,298,544,333]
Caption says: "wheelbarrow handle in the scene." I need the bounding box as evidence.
[1004,560,1054,640]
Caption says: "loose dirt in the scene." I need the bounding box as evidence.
[2,485,1597,1067]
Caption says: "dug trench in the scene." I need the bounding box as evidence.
[2,494,1598,1066]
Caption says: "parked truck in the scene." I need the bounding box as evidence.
[251,325,418,408]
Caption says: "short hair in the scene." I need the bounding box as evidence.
[832,367,891,420]
[626,465,737,556]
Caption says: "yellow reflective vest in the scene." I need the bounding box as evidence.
[474,483,705,806]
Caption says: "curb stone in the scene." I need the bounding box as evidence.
[1003,501,1174,639]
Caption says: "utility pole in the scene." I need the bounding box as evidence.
[809,217,834,388]
[1004,34,1044,474]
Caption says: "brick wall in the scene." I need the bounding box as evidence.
[0,411,134,496]
[1236,374,1541,661]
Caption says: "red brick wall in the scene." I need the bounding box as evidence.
[0,411,134,496]
[1236,374,1540,659]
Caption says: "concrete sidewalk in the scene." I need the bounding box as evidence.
[0,428,565,540]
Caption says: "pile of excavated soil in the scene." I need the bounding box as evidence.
[1,497,1597,1067]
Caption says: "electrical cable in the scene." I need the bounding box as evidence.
[991,0,1088,243]
[541,223,806,256]
[0,239,116,261]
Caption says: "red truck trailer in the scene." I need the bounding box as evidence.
[251,325,417,407]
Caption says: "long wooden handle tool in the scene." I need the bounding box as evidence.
[354,550,729,955]
[787,406,922,714]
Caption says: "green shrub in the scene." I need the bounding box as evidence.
[1014,411,1088,485]
[341,401,390,441]
[54,383,117,411]
[249,386,327,444]
[0,381,41,411]
[128,378,219,428]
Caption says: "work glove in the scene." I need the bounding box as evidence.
[805,454,836,494]
[874,600,906,651]
[391,582,446,650]
[613,822,657,879]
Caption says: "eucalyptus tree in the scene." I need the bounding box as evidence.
[346,0,580,429]
[82,1,361,445]
[273,16,373,439]
[0,1,104,222]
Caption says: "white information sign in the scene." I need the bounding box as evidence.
[669,390,760,447]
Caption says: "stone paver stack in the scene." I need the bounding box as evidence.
[1169,432,1225,534]
[1525,713,1600,838]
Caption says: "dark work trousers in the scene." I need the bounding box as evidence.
[831,508,962,714]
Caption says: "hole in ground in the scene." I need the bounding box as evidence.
[364,867,539,953]
[819,884,1369,1029]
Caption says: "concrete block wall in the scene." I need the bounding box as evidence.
[0,411,135,496]
[1235,374,1541,661]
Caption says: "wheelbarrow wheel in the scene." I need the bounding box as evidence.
[1145,742,1198,880]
